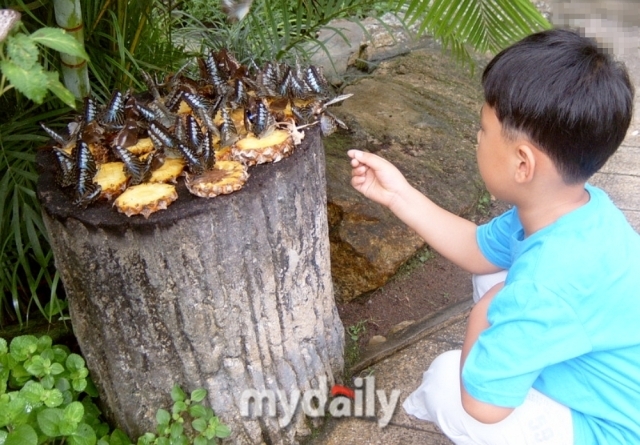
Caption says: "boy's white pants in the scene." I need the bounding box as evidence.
[403,271,574,445]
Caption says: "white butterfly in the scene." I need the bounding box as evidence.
[0,9,21,43]
[221,0,253,21]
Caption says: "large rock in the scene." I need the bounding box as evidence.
[325,48,486,301]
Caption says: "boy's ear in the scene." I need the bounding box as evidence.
[514,143,536,183]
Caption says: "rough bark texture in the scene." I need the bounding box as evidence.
[37,128,345,444]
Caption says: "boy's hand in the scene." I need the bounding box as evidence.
[348,149,410,209]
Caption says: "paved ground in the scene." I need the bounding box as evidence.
[313,7,640,445]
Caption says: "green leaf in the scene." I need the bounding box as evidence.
[171,401,187,415]
[169,422,183,438]
[188,404,208,419]
[170,385,186,403]
[190,389,206,403]
[24,355,47,377]
[108,428,132,445]
[56,377,71,392]
[0,429,8,444]
[59,418,79,436]
[6,34,39,70]
[41,374,55,390]
[193,437,207,445]
[72,377,87,392]
[64,401,85,424]
[156,408,170,427]
[191,418,207,433]
[37,408,64,437]
[29,28,89,60]
[156,438,170,445]
[67,423,97,445]
[84,377,99,397]
[0,397,26,427]
[52,346,69,364]
[43,388,64,407]
[215,424,231,438]
[9,336,38,362]
[66,354,85,372]
[8,363,30,388]
[0,60,48,104]
[40,348,56,362]
[137,432,156,445]
[20,380,45,404]
[36,336,52,352]
[44,71,77,109]
[50,362,65,375]
[0,339,7,355]
[5,424,38,445]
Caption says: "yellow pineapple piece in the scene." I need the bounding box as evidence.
[185,160,249,198]
[148,158,185,183]
[214,108,245,130]
[93,162,128,200]
[126,137,155,156]
[177,101,192,115]
[114,183,178,218]
[215,146,233,162]
[231,129,294,166]
[88,143,111,164]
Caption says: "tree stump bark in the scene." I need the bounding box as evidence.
[37,127,345,444]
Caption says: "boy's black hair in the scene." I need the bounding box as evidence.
[482,28,634,183]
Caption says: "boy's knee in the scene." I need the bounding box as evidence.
[406,350,463,422]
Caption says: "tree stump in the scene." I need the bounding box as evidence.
[37,127,345,444]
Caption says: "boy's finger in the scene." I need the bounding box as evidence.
[348,150,388,171]
[351,165,367,176]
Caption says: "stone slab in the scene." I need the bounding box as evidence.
[325,48,485,302]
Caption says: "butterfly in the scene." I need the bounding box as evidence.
[0,9,21,43]
[221,0,253,21]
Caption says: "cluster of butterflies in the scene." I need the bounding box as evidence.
[41,45,351,208]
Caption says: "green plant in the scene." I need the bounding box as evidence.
[0,8,88,107]
[402,0,551,66]
[137,385,230,445]
[0,0,185,327]
[347,319,368,342]
[0,334,129,444]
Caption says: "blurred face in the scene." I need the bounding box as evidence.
[476,104,515,202]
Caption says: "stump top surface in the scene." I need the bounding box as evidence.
[37,127,321,232]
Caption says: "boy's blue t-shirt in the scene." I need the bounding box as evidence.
[463,184,640,445]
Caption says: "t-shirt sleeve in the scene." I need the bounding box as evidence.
[461,281,592,408]
[476,207,519,269]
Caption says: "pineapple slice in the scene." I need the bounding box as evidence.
[93,162,128,200]
[114,183,178,218]
[185,160,249,198]
[215,146,233,162]
[177,101,192,115]
[231,129,294,166]
[126,137,155,156]
[88,143,111,164]
[148,158,185,183]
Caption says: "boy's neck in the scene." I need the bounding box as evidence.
[515,182,590,237]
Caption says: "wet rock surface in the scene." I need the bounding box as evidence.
[324,48,486,301]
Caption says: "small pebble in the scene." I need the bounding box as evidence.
[368,335,387,346]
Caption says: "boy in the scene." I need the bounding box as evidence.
[348,29,639,444]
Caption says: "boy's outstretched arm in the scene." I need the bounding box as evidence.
[348,149,499,274]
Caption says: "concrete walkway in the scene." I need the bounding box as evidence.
[312,8,640,445]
